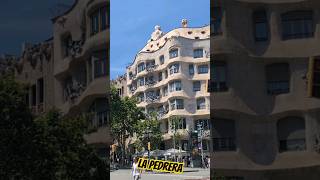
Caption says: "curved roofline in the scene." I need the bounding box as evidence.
[126,24,210,69]
[51,0,79,23]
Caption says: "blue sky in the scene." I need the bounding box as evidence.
[110,0,210,79]
[0,0,74,55]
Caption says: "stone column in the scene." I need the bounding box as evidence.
[269,8,281,42]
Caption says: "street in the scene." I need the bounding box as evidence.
[110,168,209,180]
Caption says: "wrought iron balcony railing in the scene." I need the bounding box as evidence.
[146,64,159,72]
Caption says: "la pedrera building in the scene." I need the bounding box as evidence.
[114,20,211,159]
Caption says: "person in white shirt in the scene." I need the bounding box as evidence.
[132,157,142,180]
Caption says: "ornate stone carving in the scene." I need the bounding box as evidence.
[21,42,53,69]
[67,38,85,57]
[148,25,164,42]
[181,19,188,28]
[64,80,86,102]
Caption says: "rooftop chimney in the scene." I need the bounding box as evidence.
[181,19,188,28]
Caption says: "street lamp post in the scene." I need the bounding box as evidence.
[197,122,204,168]
[145,129,152,160]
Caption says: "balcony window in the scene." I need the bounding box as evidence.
[158,72,162,81]
[277,117,306,152]
[89,98,108,128]
[189,64,194,75]
[281,10,314,40]
[266,63,290,95]
[170,99,184,110]
[253,10,268,41]
[138,77,145,86]
[91,11,99,35]
[163,86,168,96]
[169,80,182,92]
[193,81,201,92]
[169,63,179,75]
[146,60,155,70]
[146,90,160,103]
[90,5,108,36]
[193,48,203,58]
[194,119,209,130]
[212,0,223,35]
[97,111,108,127]
[159,55,165,65]
[145,76,155,86]
[212,61,228,92]
[164,70,168,79]
[137,93,144,102]
[212,118,236,151]
[198,64,209,74]
[170,118,186,130]
[137,62,145,73]
[196,98,206,110]
[93,52,107,78]
[169,48,179,59]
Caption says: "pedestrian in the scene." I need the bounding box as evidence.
[132,157,142,180]
[207,157,210,168]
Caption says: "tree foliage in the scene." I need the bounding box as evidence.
[110,86,144,164]
[0,74,108,179]
[135,112,163,151]
[0,74,35,178]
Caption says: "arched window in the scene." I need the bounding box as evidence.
[277,117,306,152]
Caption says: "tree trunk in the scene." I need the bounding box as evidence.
[121,134,125,167]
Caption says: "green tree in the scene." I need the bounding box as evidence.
[0,74,108,179]
[32,110,108,179]
[169,116,183,159]
[110,86,143,166]
[0,74,35,178]
[135,112,163,151]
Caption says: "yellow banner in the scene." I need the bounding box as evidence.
[137,158,184,174]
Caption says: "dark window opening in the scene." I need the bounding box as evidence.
[277,117,306,152]
[281,10,314,40]
[266,63,290,95]
[212,61,228,92]
[253,10,268,41]
[212,118,236,151]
